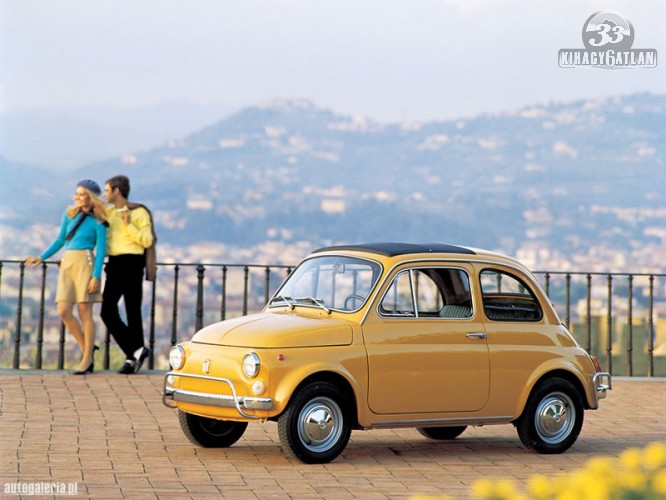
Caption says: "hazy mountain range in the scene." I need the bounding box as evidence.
[1,93,664,260]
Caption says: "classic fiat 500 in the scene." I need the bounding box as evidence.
[163,243,611,463]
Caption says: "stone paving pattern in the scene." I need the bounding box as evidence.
[0,372,664,499]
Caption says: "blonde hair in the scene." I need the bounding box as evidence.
[67,187,108,223]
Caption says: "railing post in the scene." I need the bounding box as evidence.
[171,265,180,347]
[148,279,157,370]
[606,274,612,375]
[242,266,249,316]
[13,261,26,369]
[220,266,227,321]
[58,323,66,370]
[195,265,205,332]
[565,273,571,330]
[647,275,654,377]
[104,327,111,370]
[264,266,271,305]
[626,275,633,376]
[585,274,592,355]
[544,272,550,297]
[36,263,48,369]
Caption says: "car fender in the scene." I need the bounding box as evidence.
[512,358,594,419]
[271,353,367,419]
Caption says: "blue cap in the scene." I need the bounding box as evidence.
[77,179,101,196]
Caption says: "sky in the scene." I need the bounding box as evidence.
[1,0,665,123]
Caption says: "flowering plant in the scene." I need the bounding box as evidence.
[470,442,666,500]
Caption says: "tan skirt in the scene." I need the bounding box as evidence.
[55,250,102,303]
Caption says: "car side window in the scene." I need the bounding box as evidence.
[480,269,542,321]
[380,268,473,319]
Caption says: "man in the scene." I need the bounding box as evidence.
[102,175,154,374]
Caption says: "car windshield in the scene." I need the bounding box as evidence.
[270,255,382,312]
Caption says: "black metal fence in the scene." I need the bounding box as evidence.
[1,260,292,371]
[1,259,664,376]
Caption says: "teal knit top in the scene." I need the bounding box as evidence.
[40,210,107,279]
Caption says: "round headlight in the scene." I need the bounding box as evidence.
[242,352,260,378]
[169,345,185,370]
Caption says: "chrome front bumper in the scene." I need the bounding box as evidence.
[162,371,272,419]
[593,372,612,400]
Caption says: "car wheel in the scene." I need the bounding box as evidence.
[277,381,352,464]
[516,377,584,454]
[417,426,467,440]
[178,410,248,448]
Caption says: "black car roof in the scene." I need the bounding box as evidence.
[313,242,476,257]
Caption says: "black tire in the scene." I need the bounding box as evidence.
[278,381,352,464]
[417,426,467,440]
[516,377,584,454]
[178,410,248,448]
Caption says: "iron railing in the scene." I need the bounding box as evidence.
[1,260,292,371]
[535,271,664,377]
[1,259,664,376]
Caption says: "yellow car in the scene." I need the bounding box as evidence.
[163,243,611,463]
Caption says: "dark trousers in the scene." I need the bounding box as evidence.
[101,254,145,359]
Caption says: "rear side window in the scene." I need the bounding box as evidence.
[480,269,542,322]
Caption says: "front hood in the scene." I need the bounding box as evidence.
[191,311,353,348]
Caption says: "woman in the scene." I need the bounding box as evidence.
[26,179,108,374]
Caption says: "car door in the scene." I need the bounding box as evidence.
[362,264,490,415]
[476,265,551,412]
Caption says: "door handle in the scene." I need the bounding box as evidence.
[466,332,487,339]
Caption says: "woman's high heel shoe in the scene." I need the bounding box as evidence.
[73,361,94,375]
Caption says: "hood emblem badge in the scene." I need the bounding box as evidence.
[203,359,211,374]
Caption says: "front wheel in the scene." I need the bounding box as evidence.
[178,410,248,448]
[516,378,584,454]
[278,381,352,464]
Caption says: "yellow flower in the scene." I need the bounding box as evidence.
[644,442,666,469]
[651,469,666,495]
[494,479,522,499]
[619,471,647,491]
[584,457,615,478]
[619,447,642,471]
[528,474,553,498]
[472,479,495,499]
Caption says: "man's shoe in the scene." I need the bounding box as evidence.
[133,347,150,373]
[118,359,136,374]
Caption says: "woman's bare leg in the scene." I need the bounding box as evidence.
[57,301,85,352]
[77,302,96,371]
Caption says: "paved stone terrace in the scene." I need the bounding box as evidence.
[0,372,664,499]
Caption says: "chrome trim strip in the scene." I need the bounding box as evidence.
[369,415,512,428]
[162,371,272,419]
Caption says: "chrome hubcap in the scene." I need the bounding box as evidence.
[298,397,343,452]
[535,392,575,444]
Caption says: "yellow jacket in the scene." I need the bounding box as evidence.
[106,205,154,256]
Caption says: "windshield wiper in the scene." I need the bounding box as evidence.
[269,295,295,309]
[294,296,332,314]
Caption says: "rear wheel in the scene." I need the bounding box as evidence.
[178,410,248,448]
[417,426,467,440]
[278,381,351,464]
[516,378,584,454]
